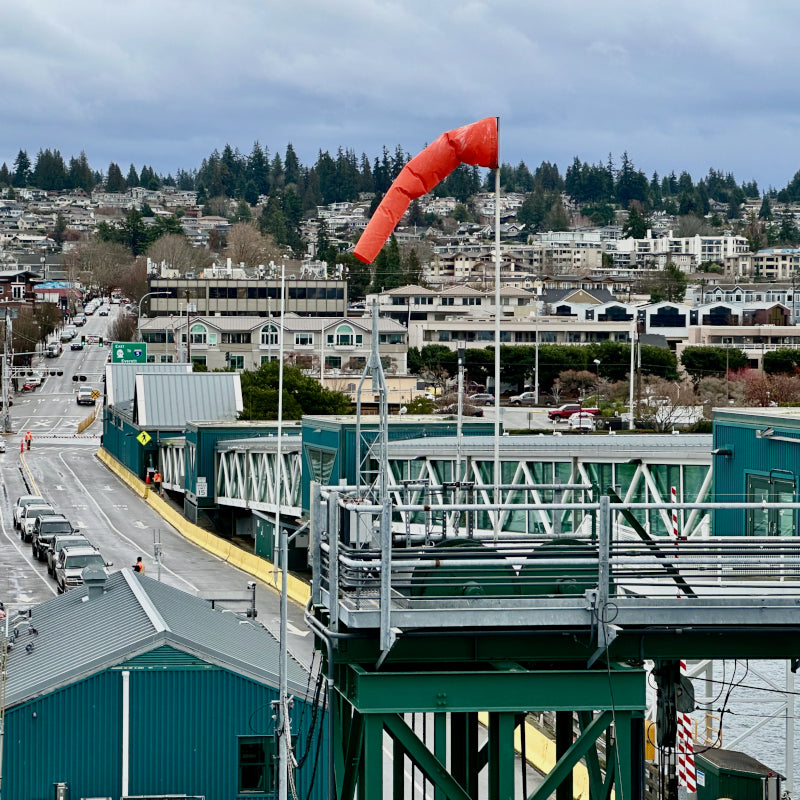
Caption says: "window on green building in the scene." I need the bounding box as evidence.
[238,735,274,793]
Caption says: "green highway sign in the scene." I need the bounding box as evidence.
[111,342,147,364]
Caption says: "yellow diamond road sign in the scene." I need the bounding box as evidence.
[136,431,152,446]
[91,389,100,400]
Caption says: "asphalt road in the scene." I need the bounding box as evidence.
[0,304,314,669]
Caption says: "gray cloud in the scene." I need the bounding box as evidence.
[1,1,799,188]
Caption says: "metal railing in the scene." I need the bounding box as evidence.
[310,483,800,631]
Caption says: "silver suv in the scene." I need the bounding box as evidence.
[54,546,111,593]
[47,533,90,576]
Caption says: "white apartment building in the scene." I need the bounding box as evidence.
[139,314,409,376]
[723,248,800,281]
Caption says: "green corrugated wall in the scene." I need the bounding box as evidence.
[5,647,327,800]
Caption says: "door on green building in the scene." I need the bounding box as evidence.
[746,474,796,536]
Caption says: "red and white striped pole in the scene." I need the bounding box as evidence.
[677,659,697,792]
[671,485,679,540]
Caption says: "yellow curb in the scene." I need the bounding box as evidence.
[96,447,311,607]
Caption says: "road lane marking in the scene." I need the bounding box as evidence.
[56,450,198,593]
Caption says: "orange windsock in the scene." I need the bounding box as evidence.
[353,117,498,264]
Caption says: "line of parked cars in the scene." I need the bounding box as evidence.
[14,494,112,593]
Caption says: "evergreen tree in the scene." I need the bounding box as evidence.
[106,162,127,193]
[284,143,301,186]
[759,196,772,220]
[53,213,67,247]
[247,141,270,197]
[12,150,31,187]
[68,152,94,192]
[372,235,402,291]
[126,164,140,187]
[32,149,67,191]
[622,203,649,239]
[0,163,10,186]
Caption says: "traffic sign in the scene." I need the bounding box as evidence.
[136,431,152,446]
[111,342,147,364]
[91,389,100,400]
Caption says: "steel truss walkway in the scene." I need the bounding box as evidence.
[307,484,800,800]
[159,433,713,539]
[158,435,303,516]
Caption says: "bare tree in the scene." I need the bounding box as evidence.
[64,241,133,297]
[224,222,281,269]
[639,377,698,431]
[146,234,212,276]
[108,313,138,343]
[115,256,149,305]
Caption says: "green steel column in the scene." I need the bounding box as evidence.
[434,713,447,800]
[613,711,633,800]
[578,711,604,800]
[360,715,383,800]
[556,711,573,800]
[488,712,515,800]
[631,713,645,800]
[451,712,480,798]
[393,734,406,798]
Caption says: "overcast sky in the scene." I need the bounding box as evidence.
[3,1,800,191]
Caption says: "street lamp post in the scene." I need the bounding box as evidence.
[137,292,170,342]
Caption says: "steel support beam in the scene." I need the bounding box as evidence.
[341,664,645,713]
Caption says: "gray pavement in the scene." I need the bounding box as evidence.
[0,305,314,668]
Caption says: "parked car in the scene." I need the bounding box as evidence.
[508,392,539,406]
[55,545,112,593]
[76,387,96,405]
[74,314,87,326]
[31,515,75,561]
[98,307,109,316]
[46,341,62,357]
[13,494,44,529]
[46,533,91,576]
[71,339,84,350]
[567,412,597,432]
[20,503,56,543]
[468,393,495,406]
[548,404,600,421]
[60,327,77,342]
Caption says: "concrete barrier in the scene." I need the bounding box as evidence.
[96,447,311,607]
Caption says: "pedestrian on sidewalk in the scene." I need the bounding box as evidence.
[153,470,163,497]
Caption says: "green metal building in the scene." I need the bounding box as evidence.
[3,570,326,800]
[713,408,800,536]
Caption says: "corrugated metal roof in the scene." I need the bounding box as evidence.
[134,372,243,428]
[387,433,713,461]
[5,570,309,709]
[106,362,192,407]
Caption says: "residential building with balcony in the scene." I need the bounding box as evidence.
[139,314,408,376]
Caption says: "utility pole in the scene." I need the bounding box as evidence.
[185,291,191,365]
[2,314,12,433]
